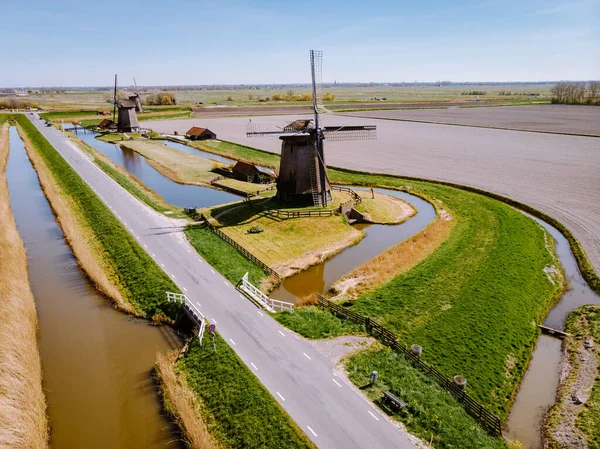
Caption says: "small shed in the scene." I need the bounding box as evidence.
[97,119,115,129]
[185,126,216,140]
[231,161,273,184]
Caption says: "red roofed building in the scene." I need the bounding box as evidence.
[185,126,216,140]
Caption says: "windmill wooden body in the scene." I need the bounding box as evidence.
[112,75,142,133]
[247,50,376,206]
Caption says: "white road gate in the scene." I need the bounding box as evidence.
[166,292,207,344]
[240,273,294,313]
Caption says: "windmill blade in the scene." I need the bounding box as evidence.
[246,119,314,137]
[322,125,377,141]
[112,74,117,124]
[310,50,323,113]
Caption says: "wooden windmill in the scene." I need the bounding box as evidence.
[112,74,142,133]
[246,50,376,206]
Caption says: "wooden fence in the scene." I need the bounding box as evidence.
[204,220,281,280]
[268,209,335,219]
[315,294,502,437]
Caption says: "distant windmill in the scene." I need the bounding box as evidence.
[246,50,376,206]
[112,74,141,133]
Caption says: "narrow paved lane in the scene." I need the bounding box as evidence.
[28,115,419,449]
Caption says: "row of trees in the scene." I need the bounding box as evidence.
[551,81,600,105]
[0,98,38,109]
[143,92,177,106]
[246,91,336,102]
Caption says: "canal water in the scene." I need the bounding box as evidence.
[505,216,600,448]
[6,127,183,449]
[76,130,239,209]
[270,188,436,303]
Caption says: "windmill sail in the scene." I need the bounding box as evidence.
[245,49,376,207]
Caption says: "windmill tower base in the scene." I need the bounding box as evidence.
[277,135,331,206]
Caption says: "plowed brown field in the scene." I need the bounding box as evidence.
[144,110,600,276]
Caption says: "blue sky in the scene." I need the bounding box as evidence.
[1,0,598,87]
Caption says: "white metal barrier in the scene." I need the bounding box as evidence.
[166,292,207,344]
[240,273,294,313]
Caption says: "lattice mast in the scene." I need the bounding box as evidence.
[246,49,377,207]
[310,50,330,206]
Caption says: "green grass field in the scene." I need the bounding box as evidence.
[191,139,280,168]
[70,133,183,217]
[30,83,554,109]
[16,115,180,319]
[346,347,508,449]
[185,224,268,286]
[178,335,316,449]
[186,139,563,421]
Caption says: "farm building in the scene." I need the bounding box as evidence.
[97,119,115,130]
[185,126,216,140]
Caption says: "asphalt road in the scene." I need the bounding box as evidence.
[146,114,600,278]
[28,114,418,449]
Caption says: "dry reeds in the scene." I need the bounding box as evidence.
[155,350,217,449]
[0,123,49,448]
[16,126,136,315]
[332,216,454,298]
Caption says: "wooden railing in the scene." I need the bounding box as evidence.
[315,294,502,437]
[204,221,281,280]
[268,209,335,219]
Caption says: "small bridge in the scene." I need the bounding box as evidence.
[166,292,207,343]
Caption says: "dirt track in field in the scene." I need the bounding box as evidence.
[144,112,600,276]
[344,104,600,136]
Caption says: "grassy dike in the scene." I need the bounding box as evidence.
[177,140,565,436]
[16,115,179,319]
[69,133,184,217]
[0,119,49,449]
[14,115,317,449]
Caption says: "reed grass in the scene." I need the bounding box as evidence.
[0,120,49,448]
[155,350,217,449]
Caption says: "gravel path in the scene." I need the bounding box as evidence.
[144,113,600,276]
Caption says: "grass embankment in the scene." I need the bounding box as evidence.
[0,120,48,448]
[174,335,316,449]
[544,305,600,449]
[193,139,563,421]
[204,195,363,277]
[329,171,563,420]
[15,115,179,319]
[190,139,280,169]
[186,224,268,286]
[346,347,509,449]
[69,133,183,217]
[353,189,415,224]
[19,116,313,447]
[120,140,224,184]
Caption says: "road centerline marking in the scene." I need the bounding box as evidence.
[368,410,380,421]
